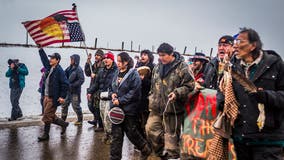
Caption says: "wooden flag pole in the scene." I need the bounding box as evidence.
[210,48,213,60]
[82,41,93,74]
[72,3,93,73]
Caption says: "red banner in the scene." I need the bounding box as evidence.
[181,89,237,159]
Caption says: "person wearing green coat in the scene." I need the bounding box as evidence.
[146,43,195,159]
[5,59,29,121]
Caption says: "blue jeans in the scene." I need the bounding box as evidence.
[10,88,23,120]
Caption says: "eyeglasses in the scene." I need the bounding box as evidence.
[234,39,248,45]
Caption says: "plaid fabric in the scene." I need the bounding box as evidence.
[208,134,229,160]
[223,70,239,126]
[208,68,238,160]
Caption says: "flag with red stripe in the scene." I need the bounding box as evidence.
[22,8,85,47]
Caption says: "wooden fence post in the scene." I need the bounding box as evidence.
[122,41,124,50]
[183,46,187,55]
[94,38,97,49]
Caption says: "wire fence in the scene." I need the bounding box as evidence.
[0,42,201,57]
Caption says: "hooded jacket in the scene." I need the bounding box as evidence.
[6,62,29,89]
[149,52,195,114]
[39,49,69,107]
[87,62,118,99]
[65,54,85,94]
[111,68,142,116]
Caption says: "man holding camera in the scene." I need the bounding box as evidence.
[5,59,29,121]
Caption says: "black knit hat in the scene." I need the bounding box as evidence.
[95,49,104,57]
[8,59,14,65]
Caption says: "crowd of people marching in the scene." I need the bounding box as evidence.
[5,27,284,160]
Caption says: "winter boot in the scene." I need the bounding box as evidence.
[38,124,50,142]
[61,115,67,121]
[53,118,69,135]
[74,114,83,126]
[87,120,97,126]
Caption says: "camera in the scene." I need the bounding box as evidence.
[7,59,14,65]
[7,59,19,69]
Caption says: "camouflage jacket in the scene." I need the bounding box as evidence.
[149,53,195,114]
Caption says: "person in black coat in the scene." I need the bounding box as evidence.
[61,54,85,125]
[110,52,151,160]
[203,35,234,90]
[135,49,155,138]
[203,35,234,111]
[135,50,155,111]
[84,49,105,127]
[87,52,118,143]
[37,48,69,142]
[224,28,284,159]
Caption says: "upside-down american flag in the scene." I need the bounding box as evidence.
[22,7,85,47]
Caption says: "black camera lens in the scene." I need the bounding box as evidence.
[8,59,14,65]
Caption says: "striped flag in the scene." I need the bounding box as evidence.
[22,8,85,47]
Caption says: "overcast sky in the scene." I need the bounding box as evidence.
[0,0,284,57]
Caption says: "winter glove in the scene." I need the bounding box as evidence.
[248,90,266,104]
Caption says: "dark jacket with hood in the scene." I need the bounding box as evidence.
[149,52,195,115]
[39,49,69,107]
[111,68,142,116]
[228,51,284,141]
[88,62,118,99]
[65,54,85,95]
